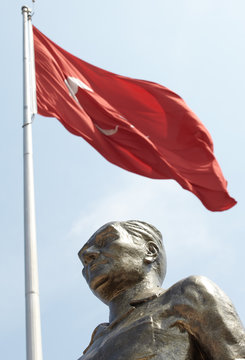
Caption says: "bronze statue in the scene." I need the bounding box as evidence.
[78,221,245,360]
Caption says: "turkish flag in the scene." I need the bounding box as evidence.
[33,26,236,211]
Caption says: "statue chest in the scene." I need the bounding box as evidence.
[78,302,201,360]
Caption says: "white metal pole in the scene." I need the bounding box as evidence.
[22,6,43,360]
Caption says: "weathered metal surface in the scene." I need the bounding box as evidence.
[78,221,245,360]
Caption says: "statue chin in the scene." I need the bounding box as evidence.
[89,275,113,303]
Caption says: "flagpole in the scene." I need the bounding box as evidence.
[22,6,43,360]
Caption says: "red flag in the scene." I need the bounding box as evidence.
[33,26,236,211]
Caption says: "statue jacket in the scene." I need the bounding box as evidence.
[78,276,245,360]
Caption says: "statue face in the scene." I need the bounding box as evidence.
[78,223,147,303]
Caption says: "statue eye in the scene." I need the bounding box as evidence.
[98,240,104,247]
[97,235,117,248]
[107,235,117,242]
[95,231,118,248]
[95,237,105,247]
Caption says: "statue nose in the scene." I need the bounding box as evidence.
[82,246,100,265]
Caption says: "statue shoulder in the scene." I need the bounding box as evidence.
[82,322,109,356]
[176,274,221,294]
[163,275,233,309]
[158,276,245,359]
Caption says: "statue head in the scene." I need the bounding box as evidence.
[78,221,166,304]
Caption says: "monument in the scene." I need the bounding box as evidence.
[78,220,245,360]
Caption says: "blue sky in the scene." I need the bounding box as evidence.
[1,1,245,359]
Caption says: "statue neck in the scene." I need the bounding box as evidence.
[108,273,162,323]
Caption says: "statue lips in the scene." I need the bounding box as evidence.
[89,266,110,291]
[90,262,103,272]
[89,260,108,272]
[92,275,110,291]
[86,260,109,289]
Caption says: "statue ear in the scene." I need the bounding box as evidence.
[144,241,159,264]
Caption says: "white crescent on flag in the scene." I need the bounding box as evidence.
[95,124,119,136]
